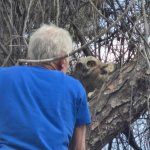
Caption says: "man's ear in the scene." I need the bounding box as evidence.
[58,58,68,73]
[56,59,66,71]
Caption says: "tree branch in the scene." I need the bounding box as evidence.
[17,0,135,64]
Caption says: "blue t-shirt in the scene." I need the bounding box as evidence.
[0,66,91,150]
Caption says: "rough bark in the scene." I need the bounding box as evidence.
[82,55,149,149]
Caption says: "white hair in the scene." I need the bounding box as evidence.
[28,24,72,60]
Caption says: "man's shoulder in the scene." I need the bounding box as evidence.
[0,66,20,73]
[0,66,31,76]
[0,66,26,71]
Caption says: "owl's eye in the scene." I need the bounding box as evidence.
[76,62,83,70]
[100,68,107,74]
[87,61,96,67]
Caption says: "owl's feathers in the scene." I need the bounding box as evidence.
[73,56,115,93]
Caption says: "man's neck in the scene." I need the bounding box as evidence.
[43,63,57,70]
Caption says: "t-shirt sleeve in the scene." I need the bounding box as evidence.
[75,84,91,127]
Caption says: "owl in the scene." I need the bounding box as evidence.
[73,56,115,93]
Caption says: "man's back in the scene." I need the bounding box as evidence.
[0,66,91,150]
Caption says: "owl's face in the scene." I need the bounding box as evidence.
[74,56,108,78]
[73,56,115,93]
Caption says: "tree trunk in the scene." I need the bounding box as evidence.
[85,55,149,149]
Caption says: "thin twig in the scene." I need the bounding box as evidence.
[56,0,60,26]
[1,0,19,37]
[2,47,13,67]
[88,0,108,21]
[141,0,150,69]
[0,42,15,64]
[3,0,13,67]
[22,0,34,48]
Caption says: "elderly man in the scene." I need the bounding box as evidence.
[0,25,91,150]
